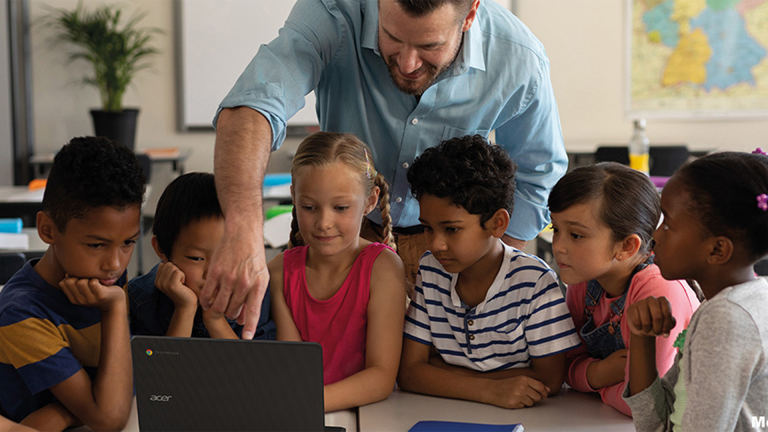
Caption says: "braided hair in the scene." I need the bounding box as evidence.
[288,132,395,250]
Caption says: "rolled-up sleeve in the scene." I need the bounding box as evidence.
[495,56,567,241]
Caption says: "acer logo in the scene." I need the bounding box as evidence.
[149,395,172,402]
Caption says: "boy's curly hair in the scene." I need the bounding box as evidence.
[407,135,517,226]
[42,136,145,231]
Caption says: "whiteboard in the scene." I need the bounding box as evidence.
[177,0,318,130]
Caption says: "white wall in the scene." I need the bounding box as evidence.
[27,0,768,177]
[29,0,221,174]
[517,0,768,152]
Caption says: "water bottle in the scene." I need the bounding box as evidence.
[629,118,650,175]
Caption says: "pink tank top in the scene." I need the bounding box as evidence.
[283,242,391,385]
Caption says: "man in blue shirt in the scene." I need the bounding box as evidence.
[203,0,567,340]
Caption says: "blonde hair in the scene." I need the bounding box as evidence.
[289,132,395,250]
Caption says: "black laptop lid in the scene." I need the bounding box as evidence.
[131,336,324,432]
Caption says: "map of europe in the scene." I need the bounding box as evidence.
[629,0,768,116]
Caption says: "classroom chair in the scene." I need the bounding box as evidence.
[0,252,26,285]
[595,145,691,177]
[135,153,152,276]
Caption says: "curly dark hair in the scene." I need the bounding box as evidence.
[548,162,660,255]
[42,136,145,232]
[674,151,768,262]
[152,172,223,259]
[407,134,517,226]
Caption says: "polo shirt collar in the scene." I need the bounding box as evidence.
[449,240,508,313]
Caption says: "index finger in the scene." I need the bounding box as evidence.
[238,282,267,340]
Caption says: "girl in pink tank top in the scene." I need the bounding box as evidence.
[268,132,406,412]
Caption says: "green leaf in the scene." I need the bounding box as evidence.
[45,1,162,112]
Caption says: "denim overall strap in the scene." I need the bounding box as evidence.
[579,256,653,360]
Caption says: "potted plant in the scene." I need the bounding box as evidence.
[47,2,161,150]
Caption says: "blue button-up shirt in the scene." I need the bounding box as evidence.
[216,0,566,241]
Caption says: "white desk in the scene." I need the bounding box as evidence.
[29,149,192,178]
[75,387,632,431]
[0,185,152,274]
[358,388,634,431]
[118,399,358,432]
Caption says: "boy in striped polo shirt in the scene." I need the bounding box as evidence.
[397,135,580,409]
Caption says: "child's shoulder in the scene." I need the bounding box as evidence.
[0,264,95,337]
[686,279,768,351]
[125,264,161,302]
[502,244,557,281]
[267,251,286,292]
[710,278,768,328]
[0,262,58,318]
[368,242,403,269]
[627,263,691,302]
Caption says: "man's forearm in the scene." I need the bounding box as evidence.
[214,107,273,226]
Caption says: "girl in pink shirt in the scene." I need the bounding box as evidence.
[268,132,406,412]
[548,162,701,416]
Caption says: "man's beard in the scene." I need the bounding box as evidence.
[381,30,463,96]
[384,58,441,96]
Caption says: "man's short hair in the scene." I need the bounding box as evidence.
[42,136,145,232]
[407,134,517,226]
[394,0,474,18]
[152,172,223,259]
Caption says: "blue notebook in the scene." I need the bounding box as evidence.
[409,421,523,432]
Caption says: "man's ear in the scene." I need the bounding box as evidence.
[364,185,381,215]
[36,211,57,245]
[151,236,169,262]
[707,236,733,265]
[486,209,510,238]
[615,234,642,261]
[461,0,480,32]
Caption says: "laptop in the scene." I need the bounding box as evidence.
[131,336,329,432]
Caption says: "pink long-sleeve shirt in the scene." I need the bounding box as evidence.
[564,264,700,416]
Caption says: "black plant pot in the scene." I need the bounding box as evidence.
[90,109,139,150]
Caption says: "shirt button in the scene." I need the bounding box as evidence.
[469,334,475,341]
[467,319,474,326]
[402,162,409,169]
[395,197,403,203]
[411,118,419,125]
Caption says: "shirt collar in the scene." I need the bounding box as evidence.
[361,0,380,54]
[449,18,485,76]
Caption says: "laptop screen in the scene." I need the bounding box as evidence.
[131,336,325,432]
